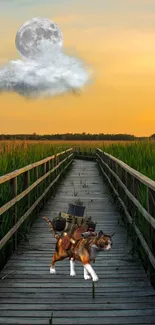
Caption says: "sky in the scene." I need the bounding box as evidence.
[0,0,155,136]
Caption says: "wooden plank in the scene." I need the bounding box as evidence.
[4,260,144,267]
[0,317,154,325]
[8,253,133,258]
[0,291,154,298]
[0,287,153,293]
[1,266,146,271]
[0,275,148,280]
[0,280,150,288]
[0,318,154,325]
[0,309,155,317]
[1,298,155,304]
[0,302,155,310]
[0,269,146,275]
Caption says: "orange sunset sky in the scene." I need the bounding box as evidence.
[0,0,155,136]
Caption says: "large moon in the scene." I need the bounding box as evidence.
[15,17,63,59]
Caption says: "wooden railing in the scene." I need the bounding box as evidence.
[0,148,73,269]
[96,148,155,287]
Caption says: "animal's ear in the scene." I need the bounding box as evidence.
[98,230,104,238]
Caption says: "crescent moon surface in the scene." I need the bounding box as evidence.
[0,17,91,98]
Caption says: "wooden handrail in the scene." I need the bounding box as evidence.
[96,152,155,230]
[98,159,155,270]
[0,148,73,255]
[96,148,155,191]
[0,153,73,216]
[0,148,72,185]
[0,157,73,250]
[96,148,155,284]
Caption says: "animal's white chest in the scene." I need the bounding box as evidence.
[90,245,99,261]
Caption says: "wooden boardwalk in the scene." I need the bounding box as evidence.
[0,160,155,324]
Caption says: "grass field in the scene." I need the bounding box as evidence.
[0,140,155,179]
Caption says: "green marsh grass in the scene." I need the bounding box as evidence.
[103,141,155,181]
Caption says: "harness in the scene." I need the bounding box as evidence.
[64,229,98,260]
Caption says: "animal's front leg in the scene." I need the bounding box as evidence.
[79,248,99,282]
[84,267,91,280]
[70,258,76,276]
[84,263,99,282]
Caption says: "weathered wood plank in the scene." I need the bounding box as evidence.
[0,285,153,292]
[0,309,155,317]
[0,303,155,310]
[0,296,154,303]
[0,276,148,282]
[0,316,154,324]
[0,291,154,298]
[0,280,150,288]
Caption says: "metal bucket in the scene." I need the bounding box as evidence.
[53,217,66,231]
[67,203,85,217]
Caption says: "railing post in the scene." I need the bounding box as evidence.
[147,187,155,280]
[57,154,60,175]
[95,148,97,160]
[115,162,119,192]
[73,147,76,158]
[55,155,58,177]
[124,170,128,206]
[23,170,30,229]
[43,162,47,175]
[34,166,39,212]
[43,162,47,204]
[46,160,51,189]
[64,150,66,168]
[10,177,18,250]
[132,177,140,200]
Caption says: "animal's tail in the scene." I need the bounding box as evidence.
[42,217,60,239]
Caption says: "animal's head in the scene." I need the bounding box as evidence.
[96,230,114,251]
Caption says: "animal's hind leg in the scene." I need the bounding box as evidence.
[50,251,68,274]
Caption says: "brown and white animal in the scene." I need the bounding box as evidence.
[42,216,114,282]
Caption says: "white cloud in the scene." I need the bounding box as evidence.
[0,46,90,99]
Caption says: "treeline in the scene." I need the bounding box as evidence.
[0,133,140,141]
[0,133,151,140]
